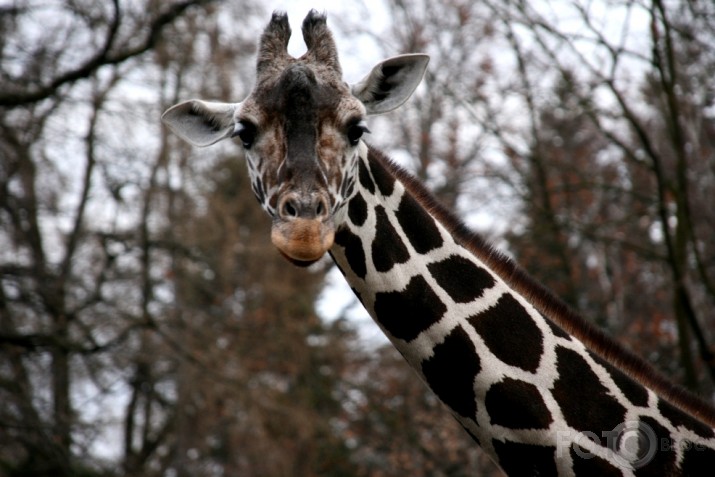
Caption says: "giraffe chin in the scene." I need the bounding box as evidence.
[271,219,335,267]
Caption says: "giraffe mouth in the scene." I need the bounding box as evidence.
[271,218,335,265]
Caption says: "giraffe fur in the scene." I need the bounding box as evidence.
[162,10,715,476]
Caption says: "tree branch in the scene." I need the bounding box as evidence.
[0,0,215,107]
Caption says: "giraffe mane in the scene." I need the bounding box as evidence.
[367,144,715,428]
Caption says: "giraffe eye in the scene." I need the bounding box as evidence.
[233,120,257,149]
[347,120,370,146]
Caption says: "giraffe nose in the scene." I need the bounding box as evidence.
[278,192,330,221]
[271,192,335,264]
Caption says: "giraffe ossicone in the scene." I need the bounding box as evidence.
[162,9,715,476]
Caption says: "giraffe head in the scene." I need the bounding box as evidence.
[162,10,428,265]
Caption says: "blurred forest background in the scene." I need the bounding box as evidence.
[1,0,714,476]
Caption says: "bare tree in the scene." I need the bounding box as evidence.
[349,0,500,212]
[478,0,715,393]
[0,1,231,475]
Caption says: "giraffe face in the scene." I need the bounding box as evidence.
[235,61,368,265]
[161,10,429,265]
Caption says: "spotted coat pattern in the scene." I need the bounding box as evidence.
[162,10,715,476]
[330,145,715,476]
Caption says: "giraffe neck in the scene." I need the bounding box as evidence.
[329,145,715,476]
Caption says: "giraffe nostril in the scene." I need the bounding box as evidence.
[282,199,298,218]
[279,194,330,220]
[315,197,328,218]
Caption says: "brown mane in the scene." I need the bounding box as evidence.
[368,144,715,428]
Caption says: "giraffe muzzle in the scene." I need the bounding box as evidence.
[271,193,335,264]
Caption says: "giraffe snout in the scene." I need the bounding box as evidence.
[271,192,335,265]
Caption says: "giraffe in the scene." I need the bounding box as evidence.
[161,10,715,476]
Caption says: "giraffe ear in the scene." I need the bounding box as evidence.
[351,54,429,115]
[161,100,239,147]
